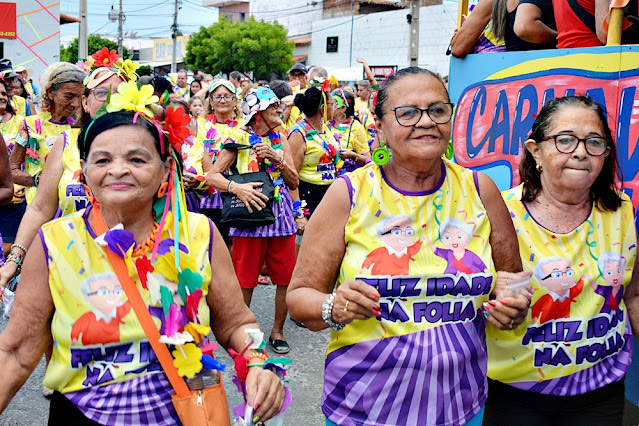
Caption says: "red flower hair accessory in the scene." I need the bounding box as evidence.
[92,47,120,68]
[164,106,191,153]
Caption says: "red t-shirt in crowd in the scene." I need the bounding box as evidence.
[553,0,603,48]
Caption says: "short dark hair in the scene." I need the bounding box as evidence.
[151,76,174,97]
[79,111,168,162]
[269,80,293,99]
[344,90,356,118]
[374,67,447,119]
[520,95,622,211]
[294,87,324,117]
[229,71,242,81]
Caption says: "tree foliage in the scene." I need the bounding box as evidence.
[185,17,294,78]
[61,35,131,63]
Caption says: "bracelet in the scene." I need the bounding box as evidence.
[322,292,345,331]
[247,362,265,367]
[275,158,286,170]
[226,180,234,193]
[31,174,40,187]
[6,252,24,276]
[245,351,268,361]
[10,243,27,255]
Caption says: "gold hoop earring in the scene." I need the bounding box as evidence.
[536,163,542,172]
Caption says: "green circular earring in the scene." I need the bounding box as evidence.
[372,141,390,165]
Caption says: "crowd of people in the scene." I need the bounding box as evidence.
[0,36,636,426]
[449,0,639,57]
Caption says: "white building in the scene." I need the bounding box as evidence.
[310,3,457,80]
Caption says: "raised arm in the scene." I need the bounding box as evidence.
[356,58,379,88]
[9,123,32,187]
[450,0,494,58]
[0,235,54,413]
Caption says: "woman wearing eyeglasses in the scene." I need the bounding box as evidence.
[287,67,531,426]
[0,66,130,296]
[200,80,243,247]
[484,96,639,425]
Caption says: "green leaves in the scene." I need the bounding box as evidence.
[185,16,294,78]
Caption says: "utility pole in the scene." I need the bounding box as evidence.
[118,0,123,56]
[171,0,179,74]
[408,0,420,66]
[79,0,88,59]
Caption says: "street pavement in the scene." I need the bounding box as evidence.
[2,281,639,425]
[0,282,331,425]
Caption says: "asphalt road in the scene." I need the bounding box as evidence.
[1,282,639,425]
[0,282,331,426]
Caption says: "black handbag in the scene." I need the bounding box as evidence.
[220,145,275,229]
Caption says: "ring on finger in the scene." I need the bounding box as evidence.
[509,319,515,329]
[343,300,349,312]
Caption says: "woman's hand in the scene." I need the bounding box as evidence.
[485,271,533,330]
[340,149,357,160]
[294,216,307,235]
[230,181,269,213]
[330,280,381,325]
[182,172,198,190]
[0,262,18,295]
[253,143,282,164]
[244,367,285,423]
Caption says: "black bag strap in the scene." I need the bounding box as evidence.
[567,0,597,34]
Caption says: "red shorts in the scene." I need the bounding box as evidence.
[231,235,296,289]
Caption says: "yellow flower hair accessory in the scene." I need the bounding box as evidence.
[106,81,159,119]
[114,58,140,82]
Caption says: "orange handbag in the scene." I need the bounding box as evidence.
[94,211,231,426]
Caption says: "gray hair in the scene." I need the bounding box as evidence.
[177,69,187,77]
[598,252,622,275]
[533,257,568,281]
[38,62,85,112]
[439,218,471,239]
[376,214,411,236]
[308,66,328,80]
[81,272,118,296]
[357,80,371,88]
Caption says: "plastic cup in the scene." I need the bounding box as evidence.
[496,276,531,301]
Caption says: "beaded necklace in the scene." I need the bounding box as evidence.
[304,118,339,165]
[248,128,285,202]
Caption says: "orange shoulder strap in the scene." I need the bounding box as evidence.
[91,206,191,398]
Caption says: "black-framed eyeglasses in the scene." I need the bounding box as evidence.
[392,102,454,126]
[91,87,109,102]
[541,133,609,156]
[211,95,235,102]
[540,268,575,281]
[382,226,415,237]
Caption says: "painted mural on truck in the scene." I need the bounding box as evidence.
[449,45,639,231]
[448,44,639,406]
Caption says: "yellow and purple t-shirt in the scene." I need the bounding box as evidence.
[487,185,637,395]
[18,112,71,204]
[325,160,495,425]
[39,208,213,423]
[58,129,88,217]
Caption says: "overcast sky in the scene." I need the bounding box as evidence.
[60,0,219,39]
